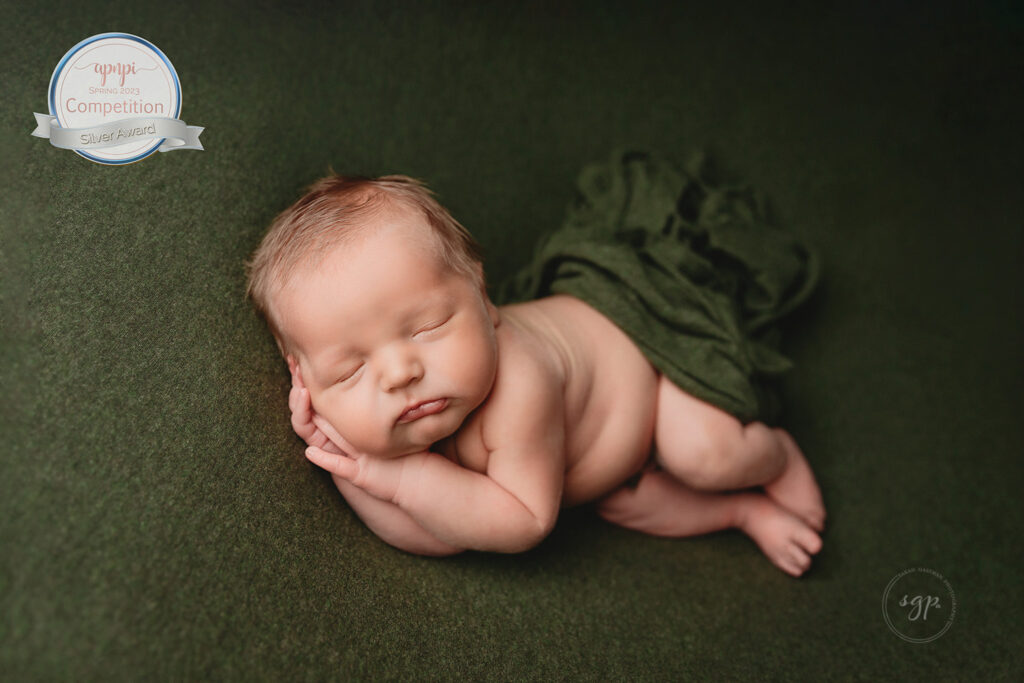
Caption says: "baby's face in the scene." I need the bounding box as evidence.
[274,208,499,458]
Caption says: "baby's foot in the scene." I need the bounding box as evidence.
[762,429,826,532]
[738,494,823,577]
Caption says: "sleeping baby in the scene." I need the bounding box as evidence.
[246,153,826,576]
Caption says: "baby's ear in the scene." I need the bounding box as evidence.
[471,262,500,327]
[471,268,499,326]
[484,296,500,328]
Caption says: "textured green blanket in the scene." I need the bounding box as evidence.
[4,2,1020,679]
[498,150,820,423]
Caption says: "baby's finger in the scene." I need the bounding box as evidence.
[311,428,343,454]
[305,426,330,450]
[305,446,358,481]
[292,388,314,425]
[294,387,312,420]
[291,396,317,443]
[291,419,315,445]
[311,415,355,454]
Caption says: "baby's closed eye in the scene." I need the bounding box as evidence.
[336,363,364,383]
[412,313,453,339]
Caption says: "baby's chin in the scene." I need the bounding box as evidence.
[356,396,479,458]
[402,427,460,456]
[389,411,465,457]
[337,426,443,460]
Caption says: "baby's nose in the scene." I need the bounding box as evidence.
[380,352,424,391]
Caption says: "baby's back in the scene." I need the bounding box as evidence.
[499,295,660,506]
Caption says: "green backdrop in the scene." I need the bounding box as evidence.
[2,1,1021,679]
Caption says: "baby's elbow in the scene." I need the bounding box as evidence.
[412,544,466,558]
[499,514,557,554]
[390,536,465,557]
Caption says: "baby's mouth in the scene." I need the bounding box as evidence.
[397,398,448,424]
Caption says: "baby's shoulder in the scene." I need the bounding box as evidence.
[475,313,566,447]
[438,320,564,471]
[493,307,566,399]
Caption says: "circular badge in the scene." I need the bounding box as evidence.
[882,567,956,643]
[48,32,181,164]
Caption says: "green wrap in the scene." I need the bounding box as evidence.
[495,150,821,424]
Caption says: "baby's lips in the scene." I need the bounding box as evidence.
[397,398,448,423]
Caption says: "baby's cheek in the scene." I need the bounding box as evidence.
[355,426,387,454]
[341,407,389,454]
[312,400,351,442]
[452,330,488,368]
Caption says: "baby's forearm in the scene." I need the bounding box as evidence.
[333,475,463,556]
[394,454,555,553]
[305,445,558,553]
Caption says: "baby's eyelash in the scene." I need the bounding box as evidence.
[337,363,363,383]
[413,314,452,337]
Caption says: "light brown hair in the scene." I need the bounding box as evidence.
[245,173,484,354]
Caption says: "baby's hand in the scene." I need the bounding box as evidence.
[288,360,342,454]
[305,423,429,505]
[288,357,429,504]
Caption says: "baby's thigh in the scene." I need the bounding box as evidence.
[652,376,745,474]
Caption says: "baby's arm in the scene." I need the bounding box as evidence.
[290,376,463,556]
[330,474,464,557]
[306,361,565,553]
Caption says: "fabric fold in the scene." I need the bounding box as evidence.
[496,149,821,423]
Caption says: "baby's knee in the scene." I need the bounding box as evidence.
[663,419,751,489]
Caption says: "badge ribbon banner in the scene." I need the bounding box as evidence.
[32,113,204,152]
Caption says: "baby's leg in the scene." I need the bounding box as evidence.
[653,377,825,531]
[597,470,822,577]
[762,428,826,532]
[653,376,787,490]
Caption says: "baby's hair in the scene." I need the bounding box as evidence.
[245,173,484,355]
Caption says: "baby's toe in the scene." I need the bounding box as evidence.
[805,506,826,532]
[775,545,810,577]
[789,545,811,572]
[795,527,823,556]
[775,550,804,577]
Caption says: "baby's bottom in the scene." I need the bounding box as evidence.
[652,376,786,489]
[597,469,822,577]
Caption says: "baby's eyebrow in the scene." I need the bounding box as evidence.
[396,302,429,322]
[305,344,355,381]
[401,295,452,318]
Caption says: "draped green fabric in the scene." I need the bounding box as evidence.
[498,150,821,423]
